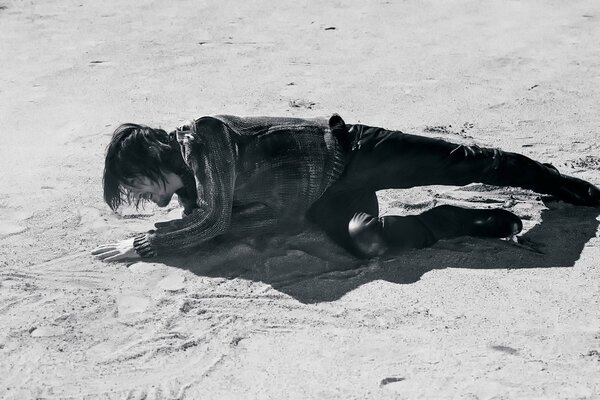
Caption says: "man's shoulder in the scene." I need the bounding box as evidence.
[193,116,228,131]
[189,114,343,143]
[206,114,331,135]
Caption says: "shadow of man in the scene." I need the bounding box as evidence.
[160,201,599,304]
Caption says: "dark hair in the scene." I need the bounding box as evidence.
[103,123,185,211]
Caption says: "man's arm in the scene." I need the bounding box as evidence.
[133,117,237,257]
[92,202,279,262]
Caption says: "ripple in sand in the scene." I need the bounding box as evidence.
[0,221,27,238]
[11,210,32,220]
[116,295,150,315]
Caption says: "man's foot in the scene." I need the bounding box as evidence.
[422,205,523,240]
[544,163,600,207]
[556,177,600,207]
[460,208,523,238]
[348,207,522,258]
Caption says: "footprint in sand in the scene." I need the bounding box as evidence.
[0,221,27,238]
[128,262,163,273]
[30,325,65,337]
[0,209,32,238]
[77,207,110,232]
[116,295,150,315]
[157,273,186,292]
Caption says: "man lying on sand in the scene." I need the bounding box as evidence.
[93,114,600,262]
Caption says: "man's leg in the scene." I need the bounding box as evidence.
[339,123,600,206]
[306,186,379,256]
[306,183,522,258]
[348,206,522,257]
[318,117,595,257]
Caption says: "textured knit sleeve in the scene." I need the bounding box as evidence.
[133,118,236,257]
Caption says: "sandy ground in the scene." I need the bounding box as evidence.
[1,0,600,398]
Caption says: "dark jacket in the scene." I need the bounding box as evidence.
[133,115,346,258]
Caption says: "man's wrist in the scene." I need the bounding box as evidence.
[133,233,157,258]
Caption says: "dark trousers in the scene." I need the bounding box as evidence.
[306,123,563,255]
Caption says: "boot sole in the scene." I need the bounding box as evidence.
[468,209,523,238]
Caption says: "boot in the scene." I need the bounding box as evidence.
[348,206,523,258]
[543,163,600,207]
[419,205,523,240]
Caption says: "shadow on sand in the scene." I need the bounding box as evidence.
[161,201,599,304]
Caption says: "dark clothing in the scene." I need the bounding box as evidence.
[133,114,594,258]
[134,115,345,257]
[306,120,566,255]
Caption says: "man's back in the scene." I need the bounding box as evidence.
[202,115,346,221]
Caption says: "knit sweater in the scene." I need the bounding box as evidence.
[133,115,347,258]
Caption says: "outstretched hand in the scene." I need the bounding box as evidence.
[92,238,141,262]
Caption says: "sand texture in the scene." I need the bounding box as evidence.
[1,1,600,398]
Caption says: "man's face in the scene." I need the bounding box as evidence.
[124,172,184,208]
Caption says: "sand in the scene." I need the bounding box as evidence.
[1,0,599,398]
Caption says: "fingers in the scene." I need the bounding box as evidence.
[91,245,116,255]
[104,253,130,262]
[95,249,135,262]
[95,249,120,260]
[93,238,140,262]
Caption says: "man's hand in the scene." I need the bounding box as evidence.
[92,238,141,262]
